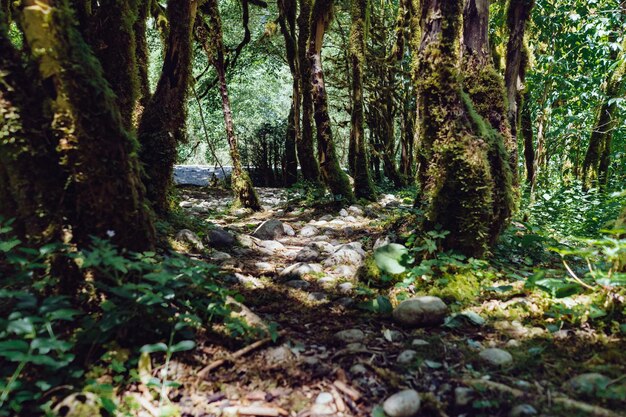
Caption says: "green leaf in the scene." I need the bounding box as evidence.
[140,343,168,354]
[0,238,21,252]
[170,340,195,353]
[374,244,409,275]
[0,340,29,352]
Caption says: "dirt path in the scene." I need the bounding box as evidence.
[165,187,625,417]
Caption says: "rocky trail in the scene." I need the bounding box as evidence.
[162,187,625,417]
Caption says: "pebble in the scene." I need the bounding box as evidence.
[299,225,320,237]
[479,348,513,367]
[509,404,538,417]
[565,373,610,394]
[396,350,418,365]
[334,329,365,343]
[338,282,354,294]
[411,338,430,347]
[315,392,334,405]
[308,292,328,302]
[383,389,421,417]
[285,280,310,290]
[392,296,448,327]
[350,364,367,375]
[454,387,475,406]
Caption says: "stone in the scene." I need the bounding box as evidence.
[509,404,538,417]
[296,247,321,262]
[454,387,475,407]
[329,264,357,278]
[175,229,204,251]
[209,251,231,262]
[226,296,268,333]
[252,219,285,240]
[285,280,310,290]
[565,373,610,394]
[264,345,294,364]
[319,214,334,221]
[479,348,513,367]
[336,297,354,307]
[283,223,296,236]
[339,208,349,217]
[374,236,391,250]
[383,390,421,417]
[392,296,448,327]
[280,262,323,278]
[384,330,404,342]
[318,276,336,286]
[179,201,193,208]
[334,329,365,343]
[300,225,320,237]
[307,241,334,254]
[350,364,367,375]
[206,228,236,248]
[315,392,334,405]
[347,205,364,217]
[308,292,328,302]
[323,243,365,267]
[238,234,256,248]
[256,240,285,255]
[396,350,418,365]
[255,262,274,272]
[338,282,354,294]
[344,215,357,223]
[411,339,430,347]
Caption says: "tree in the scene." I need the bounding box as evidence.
[199,0,262,210]
[138,0,197,214]
[414,0,513,256]
[348,0,377,200]
[308,0,355,203]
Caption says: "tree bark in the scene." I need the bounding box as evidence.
[520,90,535,184]
[297,0,322,184]
[308,0,355,203]
[138,0,196,214]
[200,0,261,210]
[349,0,377,200]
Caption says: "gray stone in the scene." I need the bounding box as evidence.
[565,373,610,394]
[256,240,285,255]
[280,262,323,278]
[179,201,193,208]
[350,364,367,375]
[318,276,336,286]
[344,215,357,223]
[392,296,448,327]
[175,229,204,251]
[336,297,354,307]
[509,404,538,417]
[307,241,335,254]
[295,247,321,262]
[396,350,418,365]
[384,330,404,342]
[329,264,357,278]
[315,392,334,405]
[209,251,232,262]
[383,390,421,417]
[454,387,475,407]
[339,209,349,217]
[411,339,430,347]
[308,292,328,302]
[285,280,310,290]
[206,228,236,248]
[374,236,391,250]
[319,214,334,221]
[252,219,285,240]
[323,243,365,267]
[479,348,513,367]
[334,329,365,343]
[347,205,364,217]
[299,225,320,238]
[338,282,354,294]
[255,262,274,272]
[283,223,296,236]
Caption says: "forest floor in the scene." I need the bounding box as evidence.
[155,186,626,417]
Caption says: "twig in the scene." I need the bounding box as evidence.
[562,259,595,290]
[333,380,361,401]
[238,406,280,416]
[197,330,287,378]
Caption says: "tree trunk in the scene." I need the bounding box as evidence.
[415,0,513,257]
[461,0,516,240]
[520,90,535,184]
[17,0,155,252]
[200,0,261,210]
[297,0,322,185]
[349,0,377,200]
[278,0,299,186]
[138,0,196,214]
[308,0,355,203]
[504,0,534,145]
[135,0,151,124]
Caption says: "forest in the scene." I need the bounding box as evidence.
[1,0,626,416]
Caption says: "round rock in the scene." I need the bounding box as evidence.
[396,350,418,365]
[334,329,365,343]
[479,348,513,367]
[383,389,421,417]
[392,296,448,327]
[509,404,538,417]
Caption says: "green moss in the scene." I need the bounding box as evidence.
[357,255,384,286]
[427,272,484,305]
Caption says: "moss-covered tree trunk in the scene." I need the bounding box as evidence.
[415,0,513,257]
[297,0,322,184]
[134,0,151,123]
[138,0,196,214]
[18,0,155,251]
[520,90,535,184]
[278,0,299,186]
[308,0,355,203]
[582,35,626,189]
[200,0,261,210]
[349,0,376,200]
[504,0,534,146]
[461,0,516,240]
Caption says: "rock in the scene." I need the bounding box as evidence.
[255,262,274,272]
[347,205,364,217]
[280,262,323,278]
[252,219,285,240]
[338,282,354,294]
[392,296,448,327]
[296,247,321,262]
[318,276,336,286]
[344,215,357,223]
[323,243,365,267]
[509,404,538,417]
[411,339,430,347]
[206,228,236,248]
[237,234,256,248]
[232,207,251,216]
[285,280,310,290]
[299,225,320,238]
[256,240,285,255]
[179,201,193,208]
[264,345,295,364]
[454,387,475,407]
[339,209,349,217]
[226,296,268,333]
[396,350,418,365]
[319,214,334,221]
[336,297,355,307]
[383,390,421,417]
[54,393,102,417]
[346,342,365,350]
[384,330,404,342]
[329,264,357,278]
[307,241,335,255]
[350,364,367,375]
[334,329,365,343]
[209,251,231,262]
[283,223,296,236]
[565,373,610,394]
[479,348,513,367]
[315,392,334,405]
[308,292,328,302]
[175,229,204,251]
[374,236,391,250]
